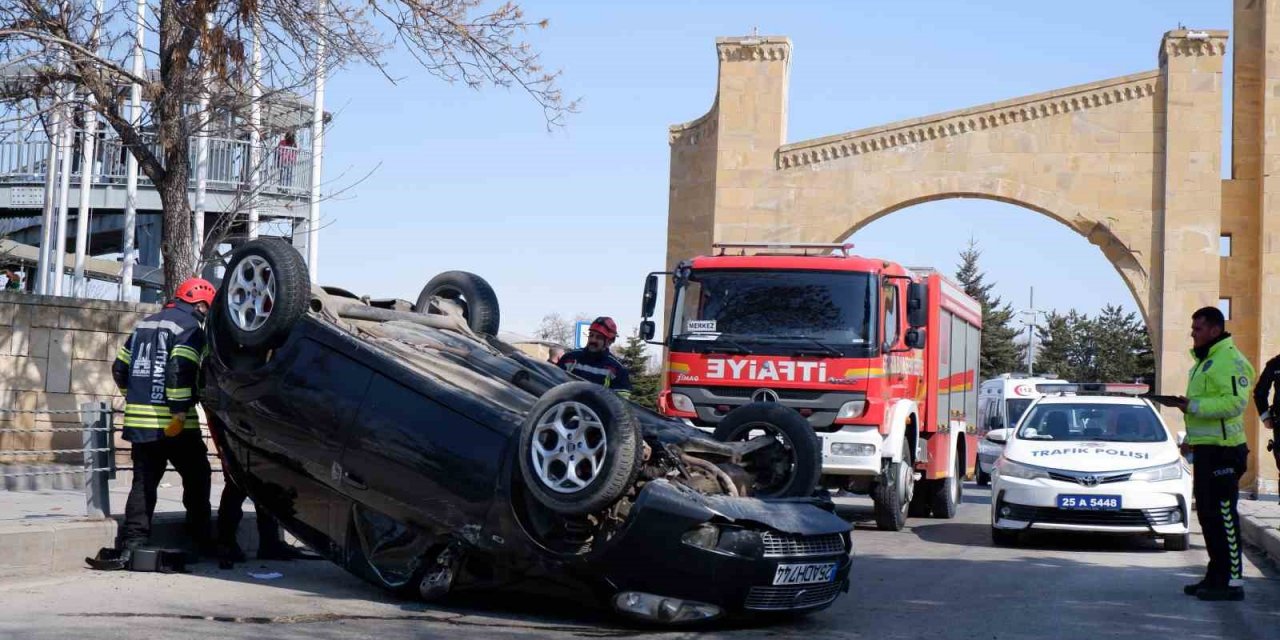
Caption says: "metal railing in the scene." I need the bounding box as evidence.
[0,402,113,518]
[0,133,312,196]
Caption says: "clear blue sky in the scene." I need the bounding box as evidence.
[318,0,1233,340]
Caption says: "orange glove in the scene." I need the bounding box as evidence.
[165,414,186,437]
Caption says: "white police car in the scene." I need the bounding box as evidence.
[988,384,1191,550]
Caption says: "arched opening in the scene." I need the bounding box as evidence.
[840,197,1154,385]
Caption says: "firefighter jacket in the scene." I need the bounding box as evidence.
[1184,335,1255,447]
[558,348,632,395]
[1254,354,1280,422]
[111,301,207,444]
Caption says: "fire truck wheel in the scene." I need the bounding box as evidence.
[872,439,913,531]
[926,453,962,519]
[414,271,501,336]
[712,403,821,498]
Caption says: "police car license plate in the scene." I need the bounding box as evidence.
[772,562,837,586]
[1057,494,1121,510]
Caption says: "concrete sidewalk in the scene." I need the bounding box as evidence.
[1239,496,1280,568]
[0,476,254,579]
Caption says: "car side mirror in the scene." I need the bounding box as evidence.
[985,429,1009,444]
[907,282,928,328]
[641,274,660,319]
[904,328,925,350]
[639,320,656,341]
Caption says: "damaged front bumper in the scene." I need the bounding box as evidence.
[590,480,852,622]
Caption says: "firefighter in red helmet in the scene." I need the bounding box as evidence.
[111,277,216,555]
[557,316,632,397]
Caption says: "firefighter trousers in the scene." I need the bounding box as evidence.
[122,430,212,547]
[217,475,285,549]
[1192,444,1248,587]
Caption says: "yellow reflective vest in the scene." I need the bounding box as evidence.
[1184,336,1255,446]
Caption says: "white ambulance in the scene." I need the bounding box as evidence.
[975,374,1068,485]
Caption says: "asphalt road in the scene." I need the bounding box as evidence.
[3,484,1279,640]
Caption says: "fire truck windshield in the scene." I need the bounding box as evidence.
[669,269,876,357]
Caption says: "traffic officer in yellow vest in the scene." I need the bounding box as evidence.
[1171,306,1254,602]
[111,278,217,554]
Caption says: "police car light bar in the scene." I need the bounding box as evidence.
[1034,382,1151,396]
[712,242,854,257]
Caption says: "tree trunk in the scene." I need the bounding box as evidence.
[155,0,197,298]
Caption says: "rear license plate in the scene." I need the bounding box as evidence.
[1057,494,1121,510]
[772,562,837,586]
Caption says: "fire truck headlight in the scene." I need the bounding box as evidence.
[671,393,696,414]
[832,443,876,457]
[836,400,867,420]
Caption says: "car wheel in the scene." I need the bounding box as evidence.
[872,440,913,531]
[1163,533,1190,551]
[927,451,962,519]
[518,382,642,516]
[414,271,501,336]
[712,403,821,499]
[991,527,1020,547]
[216,238,310,351]
[976,461,991,486]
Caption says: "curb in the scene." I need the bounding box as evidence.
[1238,499,1280,566]
[0,512,261,580]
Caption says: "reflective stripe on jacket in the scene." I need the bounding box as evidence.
[1184,336,1255,447]
[111,301,207,443]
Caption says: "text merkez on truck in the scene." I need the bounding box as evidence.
[200,239,852,625]
[639,242,982,531]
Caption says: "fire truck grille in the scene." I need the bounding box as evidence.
[699,386,828,401]
[760,531,846,558]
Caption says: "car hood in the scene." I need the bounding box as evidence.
[1005,440,1179,472]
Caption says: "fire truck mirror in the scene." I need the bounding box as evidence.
[642,274,660,318]
[640,320,657,342]
[904,327,926,350]
[906,283,928,328]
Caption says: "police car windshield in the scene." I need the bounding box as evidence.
[1016,403,1167,443]
[670,270,875,357]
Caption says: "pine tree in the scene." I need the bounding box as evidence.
[955,239,1022,379]
[616,330,661,410]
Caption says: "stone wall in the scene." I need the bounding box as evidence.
[0,292,159,464]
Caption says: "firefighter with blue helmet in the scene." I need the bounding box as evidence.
[112,277,216,554]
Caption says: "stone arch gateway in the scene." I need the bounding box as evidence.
[665,4,1280,490]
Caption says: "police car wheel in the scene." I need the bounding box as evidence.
[1163,533,1190,551]
[712,402,821,499]
[414,271,501,336]
[216,238,309,351]
[517,382,642,516]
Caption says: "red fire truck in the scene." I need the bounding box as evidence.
[638,243,982,531]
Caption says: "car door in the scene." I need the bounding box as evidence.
[338,372,508,535]
[248,335,372,553]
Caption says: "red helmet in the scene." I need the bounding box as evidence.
[174,277,216,306]
[589,316,618,341]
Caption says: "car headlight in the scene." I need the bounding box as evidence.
[1130,462,1184,482]
[614,592,723,623]
[996,458,1049,480]
[681,524,762,557]
[670,393,696,414]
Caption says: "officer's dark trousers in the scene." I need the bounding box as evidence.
[122,430,212,546]
[1193,444,1248,587]
[217,475,283,549]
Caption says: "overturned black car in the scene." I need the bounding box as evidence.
[200,239,852,624]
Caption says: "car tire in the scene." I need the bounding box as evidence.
[872,440,913,531]
[927,452,963,519]
[712,402,821,499]
[991,527,1020,547]
[215,238,310,351]
[518,382,642,516]
[1163,533,1190,551]
[414,271,501,336]
[976,462,991,487]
